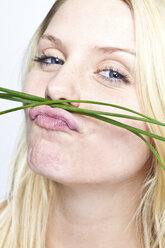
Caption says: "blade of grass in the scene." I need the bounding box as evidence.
[82,112,165,170]
[0,102,46,115]
[0,87,45,102]
[0,93,38,104]
[133,132,165,170]
[1,101,164,143]
[0,87,162,123]
[0,98,164,129]
[82,112,165,142]
[0,92,164,169]
[1,91,165,127]
[0,95,162,125]
[49,102,165,127]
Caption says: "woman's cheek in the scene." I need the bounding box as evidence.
[22,67,49,95]
[28,140,59,171]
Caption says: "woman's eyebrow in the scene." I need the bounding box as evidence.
[40,34,63,47]
[94,46,136,56]
[40,34,136,56]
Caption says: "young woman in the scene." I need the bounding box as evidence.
[0,0,165,247]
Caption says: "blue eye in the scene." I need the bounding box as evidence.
[34,55,64,65]
[96,66,130,84]
[34,55,130,85]
[100,70,123,80]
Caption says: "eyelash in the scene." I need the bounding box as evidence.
[34,55,64,65]
[95,65,130,84]
[34,55,130,85]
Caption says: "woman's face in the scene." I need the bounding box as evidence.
[23,0,151,185]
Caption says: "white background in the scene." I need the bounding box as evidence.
[0,0,55,200]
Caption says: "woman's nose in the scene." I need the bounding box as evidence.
[44,73,81,108]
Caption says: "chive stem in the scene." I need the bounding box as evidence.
[1,86,165,170]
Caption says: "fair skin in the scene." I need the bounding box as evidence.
[23,0,151,247]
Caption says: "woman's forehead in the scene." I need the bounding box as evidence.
[44,0,135,52]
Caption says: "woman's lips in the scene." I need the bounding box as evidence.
[29,105,79,132]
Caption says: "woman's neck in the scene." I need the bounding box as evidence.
[46,178,145,248]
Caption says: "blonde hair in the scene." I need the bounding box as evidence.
[0,0,165,247]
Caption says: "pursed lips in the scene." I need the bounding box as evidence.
[29,105,79,132]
